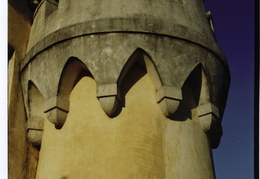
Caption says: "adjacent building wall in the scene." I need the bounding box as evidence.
[8,4,31,179]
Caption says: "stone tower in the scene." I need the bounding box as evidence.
[9,0,230,178]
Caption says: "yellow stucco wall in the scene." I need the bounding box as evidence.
[36,73,214,179]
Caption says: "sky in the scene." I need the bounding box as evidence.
[204,1,255,178]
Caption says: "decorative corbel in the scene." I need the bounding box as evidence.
[156,85,182,117]
[96,84,121,117]
[197,103,219,132]
[44,96,69,129]
[27,117,44,147]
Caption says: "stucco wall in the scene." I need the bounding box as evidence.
[36,74,214,179]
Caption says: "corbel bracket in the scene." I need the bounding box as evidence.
[44,96,69,129]
[27,117,44,146]
[197,103,219,132]
[96,84,121,117]
[156,86,182,117]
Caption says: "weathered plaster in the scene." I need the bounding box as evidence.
[17,0,230,178]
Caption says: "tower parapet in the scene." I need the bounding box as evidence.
[20,0,230,178]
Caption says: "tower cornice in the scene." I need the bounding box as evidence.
[20,19,228,72]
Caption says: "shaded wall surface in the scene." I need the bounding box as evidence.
[8,3,32,179]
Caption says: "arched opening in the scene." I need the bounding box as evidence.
[114,48,162,116]
[170,64,203,121]
[45,57,93,129]
[57,57,93,100]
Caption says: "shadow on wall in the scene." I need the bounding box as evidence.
[170,64,202,121]
[113,63,146,116]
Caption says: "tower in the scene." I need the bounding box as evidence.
[8,0,230,178]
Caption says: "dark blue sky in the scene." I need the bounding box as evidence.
[205,1,255,178]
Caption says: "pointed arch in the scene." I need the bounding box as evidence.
[170,63,203,121]
[45,57,93,129]
[118,48,163,94]
[27,81,45,147]
[104,48,162,116]
[57,57,93,99]
[176,64,221,148]
[115,48,184,118]
[96,48,163,117]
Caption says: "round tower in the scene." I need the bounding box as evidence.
[21,0,230,178]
